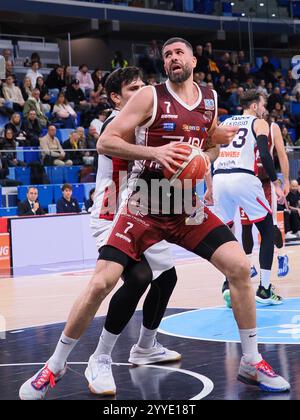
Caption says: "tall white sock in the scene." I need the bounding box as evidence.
[260,269,272,289]
[48,332,78,374]
[92,328,119,358]
[239,329,262,364]
[137,325,157,349]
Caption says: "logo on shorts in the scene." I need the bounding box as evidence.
[204,99,215,110]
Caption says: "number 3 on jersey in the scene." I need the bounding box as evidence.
[221,128,248,148]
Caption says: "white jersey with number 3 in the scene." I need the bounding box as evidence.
[214,115,257,172]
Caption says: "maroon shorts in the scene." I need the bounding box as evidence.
[240,180,272,226]
[103,201,228,262]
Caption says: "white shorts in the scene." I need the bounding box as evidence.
[213,172,272,225]
[90,217,174,280]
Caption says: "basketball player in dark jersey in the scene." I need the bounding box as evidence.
[19,38,290,398]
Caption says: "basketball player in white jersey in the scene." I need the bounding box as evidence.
[213,90,285,306]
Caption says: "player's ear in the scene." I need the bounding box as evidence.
[110,92,121,107]
[192,55,197,69]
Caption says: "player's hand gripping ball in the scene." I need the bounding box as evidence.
[163,144,210,188]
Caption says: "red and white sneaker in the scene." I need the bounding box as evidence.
[238,357,290,393]
[19,363,67,400]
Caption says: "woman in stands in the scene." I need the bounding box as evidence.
[20,77,33,102]
[35,76,51,113]
[0,128,26,167]
[53,92,77,129]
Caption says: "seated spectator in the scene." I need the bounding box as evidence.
[76,126,87,149]
[193,72,206,87]
[84,187,95,213]
[111,51,128,71]
[5,113,27,145]
[56,183,81,214]
[91,68,104,93]
[64,66,73,86]
[53,92,77,129]
[76,64,94,98]
[35,76,51,113]
[286,180,300,238]
[90,107,110,135]
[23,88,48,127]
[279,79,288,96]
[259,56,275,83]
[62,131,82,165]
[281,126,294,147]
[46,65,66,94]
[238,50,247,65]
[30,52,41,66]
[84,125,98,166]
[286,69,297,92]
[2,75,25,111]
[26,61,43,90]
[2,48,13,63]
[40,125,72,166]
[228,86,244,114]
[20,77,33,102]
[18,186,45,216]
[21,110,42,147]
[0,154,22,186]
[194,45,209,74]
[5,60,16,80]
[242,76,256,91]
[270,102,293,128]
[268,87,283,112]
[0,128,26,167]
[257,79,268,96]
[65,79,90,112]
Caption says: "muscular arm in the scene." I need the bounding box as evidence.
[273,123,290,195]
[254,119,278,183]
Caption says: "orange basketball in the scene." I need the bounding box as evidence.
[163,144,209,188]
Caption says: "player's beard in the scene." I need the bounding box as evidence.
[167,63,192,83]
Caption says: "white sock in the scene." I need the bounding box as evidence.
[137,325,157,349]
[260,269,271,289]
[48,332,78,374]
[92,328,119,358]
[239,328,262,365]
[277,247,285,257]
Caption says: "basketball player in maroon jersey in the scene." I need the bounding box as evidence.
[19,38,290,397]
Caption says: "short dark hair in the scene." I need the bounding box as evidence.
[240,89,265,110]
[62,183,73,192]
[162,37,193,54]
[105,66,143,106]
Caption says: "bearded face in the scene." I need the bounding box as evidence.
[166,61,193,83]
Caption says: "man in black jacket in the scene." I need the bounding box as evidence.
[65,79,89,111]
[18,186,45,216]
[21,110,42,147]
[46,66,66,92]
[56,183,81,214]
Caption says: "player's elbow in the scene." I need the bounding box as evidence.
[97,135,108,155]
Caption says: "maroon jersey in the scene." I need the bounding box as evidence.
[129,81,217,214]
[254,122,275,181]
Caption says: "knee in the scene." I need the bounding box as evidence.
[89,271,117,297]
[227,259,251,285]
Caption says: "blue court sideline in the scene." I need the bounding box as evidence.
[159,298,300,345]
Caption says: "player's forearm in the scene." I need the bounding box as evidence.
[278,153,290,185]
[97,134,156,161]
[204,145,220,162]
[204,172,212,190]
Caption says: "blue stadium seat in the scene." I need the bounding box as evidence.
[56,129,73,144]
[54,185,63,202]
[270,58,281,69]
[8,167,15,180]
[64,166,81,184]
[84,183,96,200]
[18,185,31,202]
[48,204,57,214]
[255,57,263,69]
[48,166,65,184]
[23,147,40,164]
[71,184,85,203]
[0,207,18,217]
[288,128,297,143]
[37,185,54,209]
[15,167,31,185]
[291,102,300,116]
[0,114,9,128]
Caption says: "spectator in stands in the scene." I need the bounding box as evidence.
[215,74,231,111]
[286,180,300,237]
[228,86,244,114]
[266,82,273,94]
[5,60,15,79]
[0,154,22,186]
[257,79,268,96]
[26,61,43,90]
[64,66,73,87]
[23,88,48,127]
[281,126,294,147]
[84,187,95,213]
[145,40,162,76]
[228,64,240,84]
[20,77,33,102]
[90,107,110,135]
[31,52,41,66]
[238,50,247,65]
[279,79,288,96]
[4,113,25,142]
[65,79,90,112]
[21,109,42,147]
[39,125,72,166]
[267,86,284,112]
[203,42,214,60]
[194,45,209,74]
[0,80,14,117]
[218,52,232,78]
[56,183,81,214]
[193,72,206,87]
[62,131,83,165]
[238,63,254,84]
[18,186,45,216]
[0,128,26,167]
[259,56,275,83]
[111,51,128,71]
[2,75,25,111]
[75,127,87,149]
[46,65,66,94]
[2,49,13,63]
[76,64,94,98]
[35,76,51,113]
[270,102,293,128]
[53,92,77,129]
[286,69,297,92]
[91,68,104,93]
[242,76,256,91]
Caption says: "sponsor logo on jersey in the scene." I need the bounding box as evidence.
[115,232,132,243]
[182,124,204,132]
[161,114,178,119]
[204,111,213,122]
[162,122,176,131]
[204,99,215,110]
